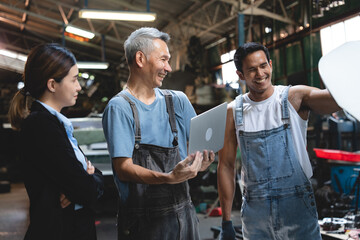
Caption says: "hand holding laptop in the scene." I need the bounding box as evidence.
[188,102,228,154]
[186,150,215,171]
[167,102,226,181]
[167,151,203,184]
[199,150,215,171]
[168,150,215,184]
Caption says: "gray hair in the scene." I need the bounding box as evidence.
[124,27,170,65]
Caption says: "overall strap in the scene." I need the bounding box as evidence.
[235,94,244,127]
[161,90,178,146]
[280,86,291,127]
[119,92,141,149]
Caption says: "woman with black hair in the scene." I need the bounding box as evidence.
[8,43,104,240]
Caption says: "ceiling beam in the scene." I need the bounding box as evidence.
[278,0,288,19]
[0,2,125,45]
[219,0,296,25]
[58,4,69,25]
[242,6,295,25]
[162,0,217,34]
[197,15,237,37]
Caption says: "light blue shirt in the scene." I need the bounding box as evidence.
[102,89,196,202]
[103,88,196,160]
[37,100,87,210]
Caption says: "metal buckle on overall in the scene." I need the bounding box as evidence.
[134,137,141,149]
[172,134,178,146]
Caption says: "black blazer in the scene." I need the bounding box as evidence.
[20,101,104,240]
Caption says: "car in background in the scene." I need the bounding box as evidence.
[71,117,112,176]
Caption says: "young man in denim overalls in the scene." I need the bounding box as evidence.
[217,42,341,240]
[103,27,215,240]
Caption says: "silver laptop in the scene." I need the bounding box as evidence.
[188,102,228,154]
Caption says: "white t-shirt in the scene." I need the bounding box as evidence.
[231,85,313,179]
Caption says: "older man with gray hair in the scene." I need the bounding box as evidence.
[103,27,214,239]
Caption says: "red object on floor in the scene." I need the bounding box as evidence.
[95,220,101,226]
[313,148,360,162]
[208,207,222,217]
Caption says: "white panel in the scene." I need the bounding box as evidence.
[319,41,360,121]
[345,16,360,42]
[331,22,346,52]
[320,26,332,55]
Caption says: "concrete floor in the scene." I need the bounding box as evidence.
[0,183,241,240]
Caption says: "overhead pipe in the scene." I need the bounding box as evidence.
[62,23,66,46]
[101,34,106,62]
[238,13,245,47]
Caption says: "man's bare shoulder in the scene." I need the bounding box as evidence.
[288,85,312,97]
[287,85,313,118]
[288,85,315,105]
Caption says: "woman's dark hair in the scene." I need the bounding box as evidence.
[8,43,76,130]
[234,42,270,73]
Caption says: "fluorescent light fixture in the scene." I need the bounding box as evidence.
[0,49,27,61]
[65,26,95,39]
[79,9,156,22]
[77,62,109,69]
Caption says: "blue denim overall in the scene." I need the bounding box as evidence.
[235,86,321,240]
[117,90,199,240]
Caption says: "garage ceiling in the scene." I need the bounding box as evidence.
[0,0,302,79]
